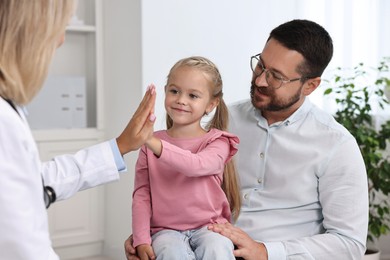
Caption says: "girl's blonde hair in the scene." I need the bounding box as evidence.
[166,56,241,222]
[0,0,76,105]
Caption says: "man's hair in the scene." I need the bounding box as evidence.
[268,19,333,78]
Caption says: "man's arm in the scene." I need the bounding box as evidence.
[210,137,368,260]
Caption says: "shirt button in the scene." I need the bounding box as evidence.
[257,178,263,184]
[244,193,249,200]
[259,153,264,158]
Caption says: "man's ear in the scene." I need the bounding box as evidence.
[303,77,321,96]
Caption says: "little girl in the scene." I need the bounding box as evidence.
[132,56,241,260]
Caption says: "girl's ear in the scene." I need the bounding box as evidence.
[206,98,220,115]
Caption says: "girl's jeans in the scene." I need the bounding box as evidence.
[151,226,235,260]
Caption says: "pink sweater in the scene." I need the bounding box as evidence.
[132,128,239,247]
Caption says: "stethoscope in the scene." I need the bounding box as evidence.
[42,180,56,208]
[3,97,57,208]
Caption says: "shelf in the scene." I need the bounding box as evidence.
[29,0,103,137]
[66,25,96,33]
[38,1,106,258]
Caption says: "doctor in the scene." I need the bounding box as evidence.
[0,0,156,259]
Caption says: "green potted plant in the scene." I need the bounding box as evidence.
[323,57,390,259]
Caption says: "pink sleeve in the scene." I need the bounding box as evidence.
[132,146,152,247]
[158,133,239,178]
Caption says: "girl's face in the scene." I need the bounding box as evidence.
[165,66,217,128]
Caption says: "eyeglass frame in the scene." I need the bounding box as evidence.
[250,53,311,89]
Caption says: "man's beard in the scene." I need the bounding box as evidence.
[250,84,302,112]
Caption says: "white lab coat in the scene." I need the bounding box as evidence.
[0,97,120,259]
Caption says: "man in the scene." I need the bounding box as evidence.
[126,19,368,260]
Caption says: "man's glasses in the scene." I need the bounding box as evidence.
[250,53,307,89]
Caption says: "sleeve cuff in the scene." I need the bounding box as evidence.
[263,241,286,260]
[109,139,127,172]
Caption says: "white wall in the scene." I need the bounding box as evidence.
[141,0,303,130]
[103,0,142,258]
[102,0,390,258]
[141,0,390,129]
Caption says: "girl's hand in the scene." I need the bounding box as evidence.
[124,235,140,260]
[136,244,156,260]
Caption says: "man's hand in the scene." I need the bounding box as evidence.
[208,222,268,260]
[116,84,156,155]
[124,235,140,260]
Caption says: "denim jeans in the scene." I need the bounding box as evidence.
[151,226,235,260]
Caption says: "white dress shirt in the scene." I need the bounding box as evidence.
[229,98,368,260]
[0,97,121,259]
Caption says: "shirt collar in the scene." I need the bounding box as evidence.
[254,97,313,128]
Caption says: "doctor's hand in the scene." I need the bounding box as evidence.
[208,222,268,260]
[125,234,141,260]
[116,84,156,155]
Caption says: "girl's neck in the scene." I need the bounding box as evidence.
[167,124,207,138]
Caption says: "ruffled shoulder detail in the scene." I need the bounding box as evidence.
[206,128,240,159]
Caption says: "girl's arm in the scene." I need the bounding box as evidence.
[132,148,153,248]
[156,133,238,178]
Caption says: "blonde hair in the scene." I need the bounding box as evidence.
[166,56,241,222]
[0,0,76,105]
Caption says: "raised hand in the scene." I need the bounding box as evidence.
[117,84,156,155]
